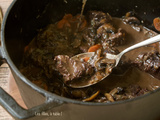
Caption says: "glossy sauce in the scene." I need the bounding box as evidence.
[113,18,158,60]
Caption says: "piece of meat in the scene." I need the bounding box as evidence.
[54,55,94,83]
[88,11,112,28]
[82,11,113,47]
[134,51,160,79]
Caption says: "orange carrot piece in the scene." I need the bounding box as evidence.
[57,14,73,29]
[79,19,87,31]
[24,45,29,53]
[153,17,160,31]
[83,91,100,102]
[63,14,73,20]
[57,19,66,29]
[83,57,90,62]
[84,44,102,62]
[88,44,102,52]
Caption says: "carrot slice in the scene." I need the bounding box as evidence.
[83,44,102,62]
[83,57,90,62]
[63,14,73,20]
[153,17,160,31]
[88,44,102,52]
[79,19,87,31]
[57,19,67,29]
[24,45,29,53]
[57,14,73,29]
[83,91,100,102]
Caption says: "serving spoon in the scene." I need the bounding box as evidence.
[69,34,160,88]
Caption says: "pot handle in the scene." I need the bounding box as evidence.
[0,86,63,119]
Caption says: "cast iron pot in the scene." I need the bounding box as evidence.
[1,0,160,120]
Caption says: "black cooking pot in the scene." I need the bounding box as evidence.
[1,0,160,120]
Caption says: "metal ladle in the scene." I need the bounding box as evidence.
[69,34,160,88]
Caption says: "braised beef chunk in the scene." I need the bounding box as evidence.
[82,11,114,47]
[54,55,94,83]
[134,51,160,79]
[33,24,81,57]
[82,11,126,48]
[23,48,57,79]
[88,11,112,28]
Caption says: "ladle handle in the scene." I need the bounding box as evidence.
[120,34,160,56]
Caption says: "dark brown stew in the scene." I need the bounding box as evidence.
[20,11,160,102]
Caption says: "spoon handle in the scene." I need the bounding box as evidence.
[120,34,160,56]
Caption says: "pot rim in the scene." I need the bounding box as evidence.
[2,0,160,106]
